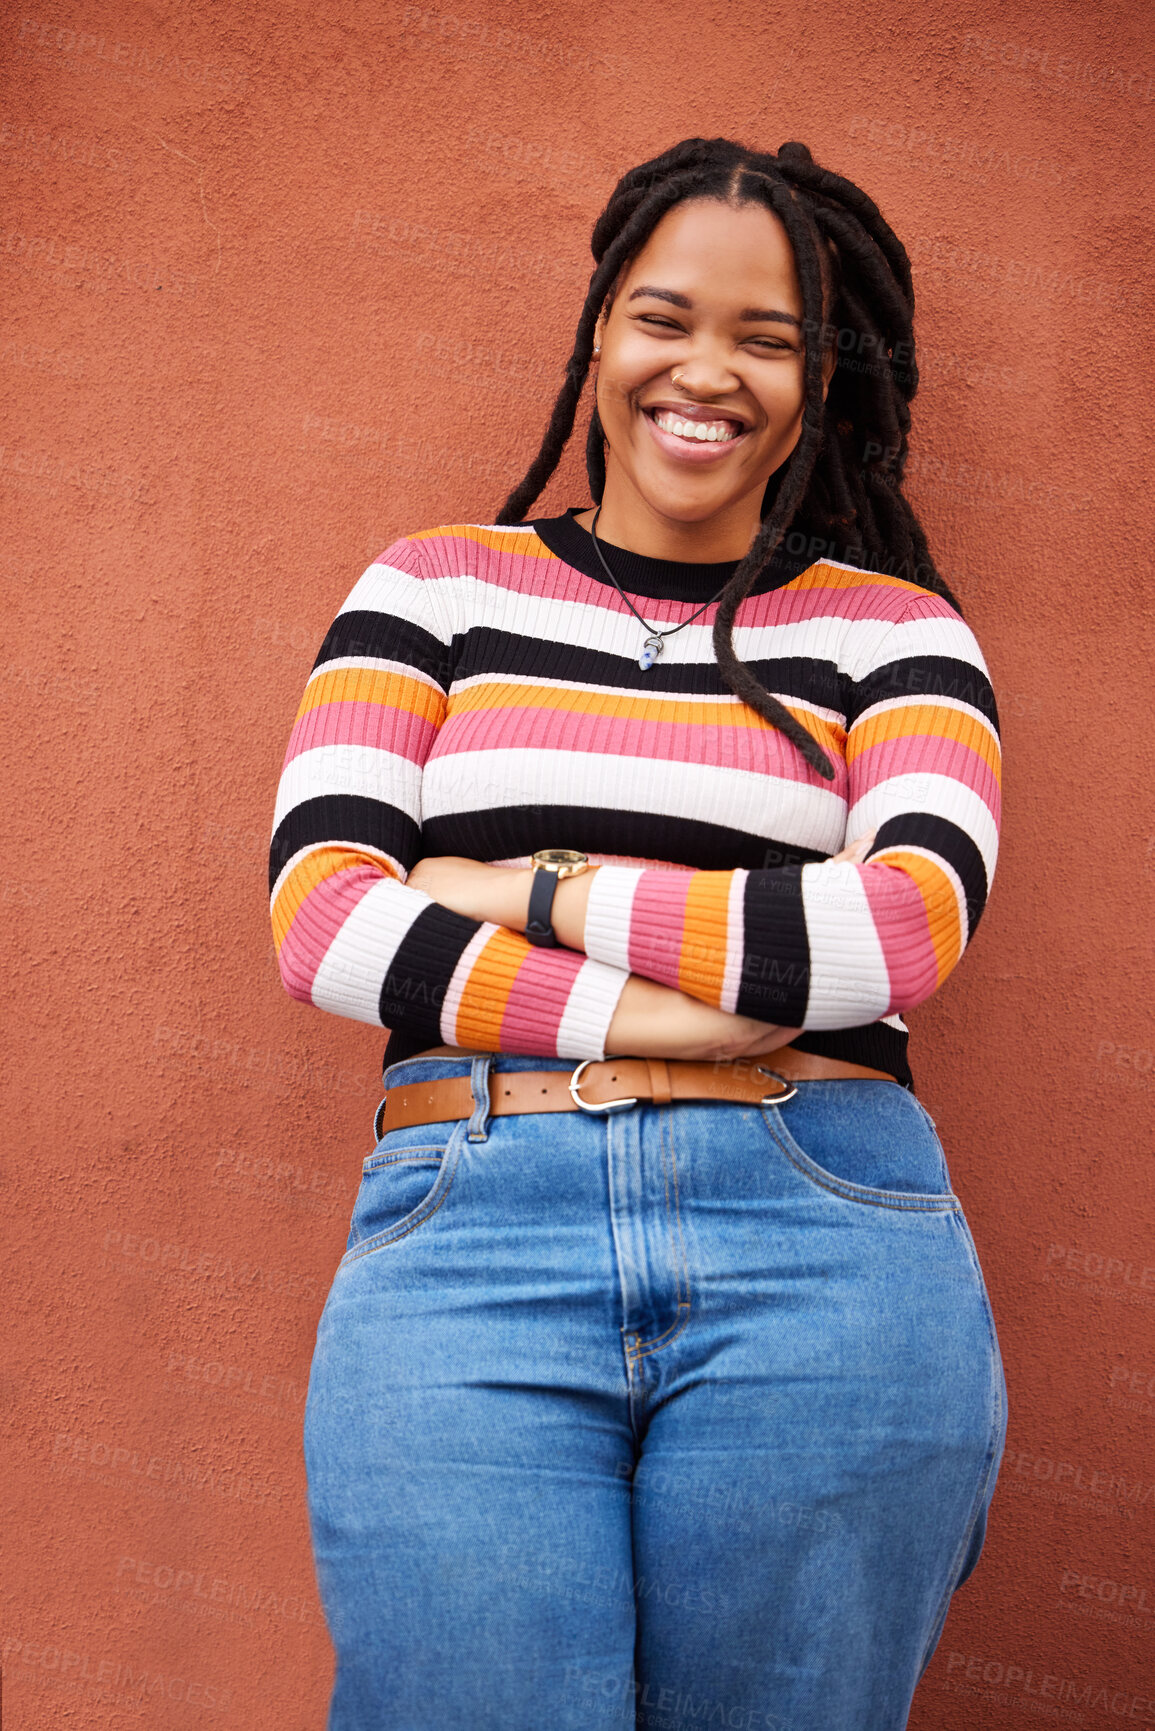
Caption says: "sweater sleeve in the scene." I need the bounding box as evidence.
[269,536,629,1059]
[582,595,1001,1030]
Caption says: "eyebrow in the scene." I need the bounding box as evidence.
[626,285,802,329]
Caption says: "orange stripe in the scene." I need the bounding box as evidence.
[450,680,846,743]
[789,563,928,598]
[410,523,557,561]
[847,703,1002,783]
[678,873,732,1005]
[297,666,445,725]
[452,928,531,1050]
[271,847,395,951]
[872,848,963,983]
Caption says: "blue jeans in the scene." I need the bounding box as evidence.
[304,1052,1006,1731]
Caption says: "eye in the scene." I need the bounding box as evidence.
[637,316,683,332]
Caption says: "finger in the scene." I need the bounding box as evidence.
[831,829,877,863]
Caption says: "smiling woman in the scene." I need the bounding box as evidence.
[579,201,837,550]
[273,136,1006,1731]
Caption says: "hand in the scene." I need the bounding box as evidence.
[605,974,803,1061]
[829,828,877,865]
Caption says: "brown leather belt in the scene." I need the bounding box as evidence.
[376,1045,899,1136]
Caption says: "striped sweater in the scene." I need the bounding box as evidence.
[269,508,1001,1088]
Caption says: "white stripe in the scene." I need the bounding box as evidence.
[848,771,998,881]
[800,862,892,1029]
[583,867,644,973]
[413,573,928,670]
[850,612,993,680]
[440,924,495,1047]
[719,868,748,1014]
[310,877,428,1025]
[336,560,433,622]
[273,745,423,832]
[556,958,631,1060]
[422,748,846,850]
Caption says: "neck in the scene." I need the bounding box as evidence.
[571,461,783,561]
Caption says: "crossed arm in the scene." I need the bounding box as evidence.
[271,540,1000,1064]
[405,831,876,1062]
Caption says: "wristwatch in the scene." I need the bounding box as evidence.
[525,848,589,947]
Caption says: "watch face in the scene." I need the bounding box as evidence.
[533,848,587,868]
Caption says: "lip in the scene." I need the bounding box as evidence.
[640,404,752,464]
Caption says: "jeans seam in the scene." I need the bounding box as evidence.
[626,1107,694,1362]
[916,1211,1007,1675]
[340,1179,456,1264]
[760,1109,961,1212]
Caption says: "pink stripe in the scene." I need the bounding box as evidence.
[860,867,944,1013]
[765,578,932,628]
[439,706,847,794]
[413,530,931,630]
[627,871,694,987]
[284,699,436,767]
[277,866,384,1002]
[497,946,584,1055]
[852,732,1001,822]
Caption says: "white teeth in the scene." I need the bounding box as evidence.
[651,408,741,443]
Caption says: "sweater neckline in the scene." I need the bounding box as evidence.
[529,507,816,603]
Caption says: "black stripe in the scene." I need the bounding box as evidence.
[314,610,448,684]
[529,508,815,601]
[850,654,999,731]
[737,865,811,1024]
[453,625,847,708]
[422,807,832,874]
[379,1017,914,1090]
[871,812,990,936]
[269,795,420,892]
[377,902,479,1043]
[791,1024,912,1090]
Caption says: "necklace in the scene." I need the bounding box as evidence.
[587,505,735,672]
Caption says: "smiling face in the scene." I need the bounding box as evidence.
[579,196,835,561]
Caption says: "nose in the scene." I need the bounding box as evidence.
[669,344,742,394]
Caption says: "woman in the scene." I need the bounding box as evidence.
[270,136,1006,1731]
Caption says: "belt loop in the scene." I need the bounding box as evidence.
[467,1054,493,1142]
[644,1058,672,1105]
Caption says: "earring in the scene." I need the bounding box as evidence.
[593,344,601,356]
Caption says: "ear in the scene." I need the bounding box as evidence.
[593,308,607,356]
[820,342,837,400]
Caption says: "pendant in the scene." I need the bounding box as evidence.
[638,634,664,672]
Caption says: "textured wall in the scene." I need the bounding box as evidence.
[3,0,1153,1723]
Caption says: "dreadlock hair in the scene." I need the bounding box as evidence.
[494,136,961,783]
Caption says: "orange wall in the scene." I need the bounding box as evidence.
[3,0,1153,1723]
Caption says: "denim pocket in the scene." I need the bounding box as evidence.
[759,1081,959,1212]
[339,1117,466,1265]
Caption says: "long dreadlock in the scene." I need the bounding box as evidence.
[494,137,959,783]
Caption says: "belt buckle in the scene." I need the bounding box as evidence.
[756,1065,798,1106]
[569,1058,639,1114]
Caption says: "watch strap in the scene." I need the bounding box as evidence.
[525,867,561,947]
